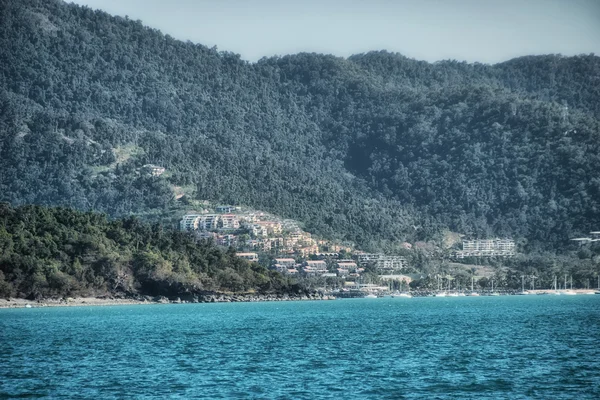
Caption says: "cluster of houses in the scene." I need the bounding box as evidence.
[179,207,352,257]
[236,252,408,280]
[269,258,365,278]
[452,238,516,259]
[180,207,519,282]
[179,206,411,280]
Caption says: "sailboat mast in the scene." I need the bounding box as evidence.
[521,275,525,292]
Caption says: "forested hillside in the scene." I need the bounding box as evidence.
[0,204,298,299]
[1,0,599,254]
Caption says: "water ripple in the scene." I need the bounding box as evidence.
[1,296,599,399]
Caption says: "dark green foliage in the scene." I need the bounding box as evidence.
[0,0,599,257]
[0,203,295,299]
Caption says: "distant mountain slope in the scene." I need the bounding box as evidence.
[1,0,599,252]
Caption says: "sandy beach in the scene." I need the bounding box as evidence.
[0,297,152,309]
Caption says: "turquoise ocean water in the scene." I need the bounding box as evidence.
[1,296,599,399]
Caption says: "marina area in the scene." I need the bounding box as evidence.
[330,288,599,298]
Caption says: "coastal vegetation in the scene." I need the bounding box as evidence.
[0,204,303,299]
[0,0,599,287]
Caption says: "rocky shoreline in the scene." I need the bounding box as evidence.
[0,292,336,309]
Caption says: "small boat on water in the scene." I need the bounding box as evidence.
[435,292,447,297]
[447,292,459,297]
[561,276,577,295]
[364,293,378,299]
[468,292,480,297]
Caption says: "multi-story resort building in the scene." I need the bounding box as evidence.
[298,244,319,257]
[273,258,299,274]
[303,260,328,276]
[180,214,239,232]
[216,234,237,247]
[180,214,218,231]
[357,253,407,271]
[180,214,202,231]
[274,258,296,267]
[453,238,516,258]
[335,260,358,277]
[200,215,221,230]
[220,214,240,230]
[249,224,269,237]
[286,231,313,248]
[255,221,283,235]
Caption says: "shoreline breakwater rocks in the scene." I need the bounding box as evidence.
[169,292,327,303]
[0,292,332,308]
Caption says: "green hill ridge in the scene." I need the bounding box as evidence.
[1,0,599,263]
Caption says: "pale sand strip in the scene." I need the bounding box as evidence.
[0,297,151,309]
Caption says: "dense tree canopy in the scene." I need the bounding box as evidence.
[0,204,298,299]
[0,0,599,257]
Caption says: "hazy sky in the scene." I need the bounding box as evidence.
[69,0,600,64]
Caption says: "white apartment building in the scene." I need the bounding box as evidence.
[274,258,296,267]
[357,254,407,271]
[337,261,358,272]
[454,238,516,258]
[179,214,239,232]
[220,214,240,230]
[201,215,221,231]
[304,260,328,276]
[256,221,282,235]
[180,214,202,231]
